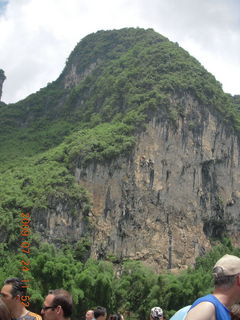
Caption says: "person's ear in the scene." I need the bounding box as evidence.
[56,306,62,315]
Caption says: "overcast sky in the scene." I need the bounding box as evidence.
[0,0,239,103]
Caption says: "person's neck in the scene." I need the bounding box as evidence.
[213,289,236,308]
[60,317,70,320]
[11,305,28,319]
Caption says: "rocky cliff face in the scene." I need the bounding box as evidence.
[33,93,240,270]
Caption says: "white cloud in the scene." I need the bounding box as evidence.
[137,0,240,95]
[0,0,239,103]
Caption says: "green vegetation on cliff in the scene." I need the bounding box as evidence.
[1,28,240,165]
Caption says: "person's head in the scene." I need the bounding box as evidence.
[108,314,122,320]
[86,310,94,320]
[150,307,163,320]
[213,254,240,290]
[0,278,26,313]
[93,307,107,320]
[41,289,73,320]
[230,304,240,320]
[0,300,11,320]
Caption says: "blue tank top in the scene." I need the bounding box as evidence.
[189,294,230,320]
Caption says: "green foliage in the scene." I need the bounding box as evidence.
[114,261,157,320]
[0,241,239,319]
[65,122,136,166]
[232,95,240,113]
[74,238,92,262]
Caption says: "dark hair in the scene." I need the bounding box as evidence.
[94,307,107,319]
[108,314,121,320]
[0,300,11,320]
[48,289,73,318]
[213,267,237,288]
[230,304,240,320]
[4,278,27,298]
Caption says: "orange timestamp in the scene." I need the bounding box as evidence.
[19,212,31,307]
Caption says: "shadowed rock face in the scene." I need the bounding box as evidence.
[75,95,240,271]
[0,69,6,101]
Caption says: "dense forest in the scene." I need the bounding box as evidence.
[0,239,239,319]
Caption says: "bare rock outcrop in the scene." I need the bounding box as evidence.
[74,94,240,270]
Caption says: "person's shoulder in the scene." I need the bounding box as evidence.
[186,302,215,320]
[27,311,42,320]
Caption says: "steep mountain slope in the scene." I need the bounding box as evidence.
[0,28,240,269]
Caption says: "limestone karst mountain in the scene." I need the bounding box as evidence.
[1,28,240,270]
